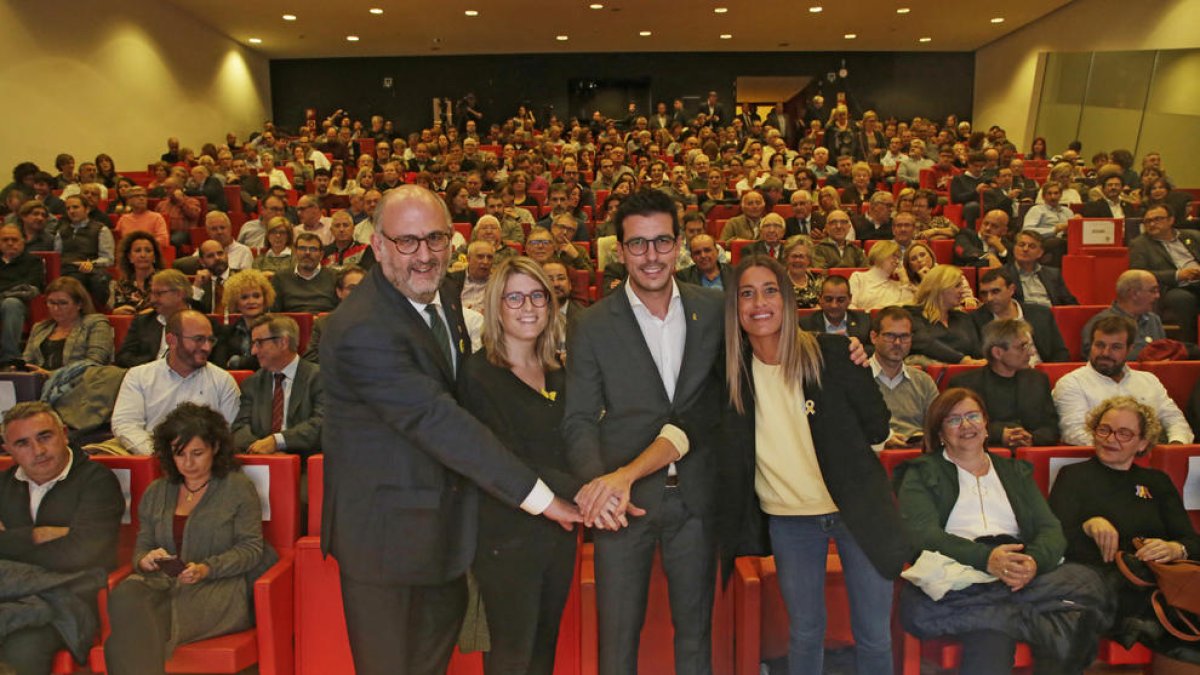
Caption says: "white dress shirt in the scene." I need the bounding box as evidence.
[943,452,1021,541]
[624,280,691,470]
[15,451,74,521]
[849,267,915,310]
[111,359,241,456]
[1052,363,1194,446]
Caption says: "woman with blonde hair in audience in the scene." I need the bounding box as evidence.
[843,162,875,208]
[895,388,1110,675]
[459,256,579,675]
[354,166,375,192]
[849,240,915,310]
[905,264,984,364]
[252,217,296,277]
[24,276,113,376]
[213,269,275,371]
[109,231,163,315]
[815,185,842,218]
[903,241,978,309]
[1050,396,1200,659]
[105,403,278,675]
[783,235,823,309]
[824,105,856,159]
[1036,162,1083,205]
[721,255,910,675]
[895,187,917,215]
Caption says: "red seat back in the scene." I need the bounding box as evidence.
[729,239,757,265]
[708,204,741,221]
[928,239,953,264]
[91,455,162,562]
[236,454,301,552]
[827,268,865,280]
[1149,445,1200,531]
[307,455,324,536]
[32,251,61,283]
[280,312,315,354]
[1050,305,1108,360]
[1066,217,1124,254]
[923,363,983,391]
[878,448,922,477]
[569,269,591,304]
[1036,361,1085,389]
[105,314,135,350]
[229,370,255,387]
[1129,361,1200,411]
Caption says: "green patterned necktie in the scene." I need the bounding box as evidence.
[424,304,454,370]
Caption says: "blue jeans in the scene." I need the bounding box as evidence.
[769,513,894,675]
[0,297,26,361]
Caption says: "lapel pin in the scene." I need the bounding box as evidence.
[805,400,816,415]
[458,338,465,353]
[691,312,698,321]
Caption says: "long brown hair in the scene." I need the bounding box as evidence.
[725,255,823,415]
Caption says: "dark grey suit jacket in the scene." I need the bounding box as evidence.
[1003,262,1079,306]
[320,266,540,585]
[969,301,1071,363]
[563,282,725,519]
[1129,229,1200,291]
[799,309,872,348]
[232,359,325,457]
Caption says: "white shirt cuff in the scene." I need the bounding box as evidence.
[273,433,287,451]
[519,479,555,515]
[658,424,690,459]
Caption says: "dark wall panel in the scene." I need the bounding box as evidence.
[269,51,973,134]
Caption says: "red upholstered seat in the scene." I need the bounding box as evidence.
[1129,361,1200,411]
[1050,305,1107,361]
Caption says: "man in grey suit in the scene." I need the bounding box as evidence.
[320,186,581,675]
[1129,204,1200,342]
[564,189,726,675]
[232,314,324,457]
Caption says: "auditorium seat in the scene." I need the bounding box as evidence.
[1149,445,1200,532]
[453,222,472,241]
[1066,217,1124,254]
[1036,361,1084,389]
[1050,305,1108,360]
[1128,361,1200,411]
[105,314,134,349]
[729,239,756,264]
[826,268,865,280]
[707,204,741,222]
[922,363,982,391]
[32,251,61,283]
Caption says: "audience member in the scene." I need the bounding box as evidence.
[232,314,324,456]
[719,190,766,241]
[237,194,288,249]
[971,268,1070,363]
[0,402,123,675]
[676,234,733,290]
[0,224,46,362]
[57,194,115,304]
[849,240,915,310]
[185,164,227,213]
[114,186,170,251]
[23,276,113,379]
[1053,315,1192,446]
[114,269,194,368]
[294,195,332,246]
[742,213,787,261]
[205,211,253,271]
[1081,270,1166,360]
[447,240,494,313]
[812,210,866,268]
[15,201,54,253]
[953,209,1010,268]
[253,217,296,276]
[322,210,374,270]
[906,265,984,365]
[542,260,586,328]
[799,275,871,344]
[853,191,895,241]
[869,306,938,447]
[270,232,338,313]
[213,269,275,371]
[949,318,1060,447]
[1004,230,1077,306]
[302,265,363,364]
[1129,204,1200,343]
[109,232,163,315]
[783,189,824,238]
[784,236,822,308]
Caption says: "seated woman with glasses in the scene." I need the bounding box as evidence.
[24,277,114,399]
[458,256,584,674]
[1049,396,1200,657]
[895,387,1112,675]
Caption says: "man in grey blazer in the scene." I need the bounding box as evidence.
[232,314,324,457]
[1129,204,1200,342]
[320,186,581,675]
[564,189,726,674]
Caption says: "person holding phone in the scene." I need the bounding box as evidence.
[104,403,278,675]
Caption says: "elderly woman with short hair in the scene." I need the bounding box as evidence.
[849,240,915,310]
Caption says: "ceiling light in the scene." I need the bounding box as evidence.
[720,33,732,39]
[844,33,857,39]
[809,6,823,12]
[369,8,383,14]
[639,30,652,36]
[556,35,569,41]
[896,7,910,13]
[248,37,262,44]
[990,17,1005,23]
[346,35,360,41]
[918,36,932,42]
[589,3,604,8]
[714,7,728,13]
[282,14,297,20]
[464,10,479,16]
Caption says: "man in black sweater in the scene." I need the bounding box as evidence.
[0,224,45,362]
[271,232,338,313]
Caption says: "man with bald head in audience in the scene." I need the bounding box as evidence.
[295,195,333,246]
[1081,269,1169,360]
[206,211,254,271]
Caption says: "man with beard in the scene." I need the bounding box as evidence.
[270,232,338,313]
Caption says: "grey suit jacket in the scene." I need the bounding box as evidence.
[563,282,725,519]
[1129,230,1200,290]
[232,358,324,456]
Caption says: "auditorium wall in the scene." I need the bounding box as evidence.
[0,1,271,176]
[974,0,1200,161]
[269,51,974,136]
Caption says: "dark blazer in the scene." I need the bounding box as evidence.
[1129,229,1200,290]
[742,241,786,263]
[852,214,892,242]
[563,282,725,521]
[675,262,735,289]
[719,335,911,579]
[114,312,166,368]
[1003,262,1079,306]
[799,308,872,347]
[906,305,981,363]
[948,367,1060,446]
[0,450,123,574]
[232,359,324,457]
[320,266,541,585]
[1081,200,1142,220]
[969,301,1070,363]
[784,212,825,238]
[953,229,1010,267]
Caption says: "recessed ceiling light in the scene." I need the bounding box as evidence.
[714,7,728,13]
[464,10,479,16]
[918,36,932,42]
[248,37,262,44]
[990,17,1005,23]
[720,33,732,39]
[369,8,383,14]
[282,14,297,20]
[556,34,569,41]
[809,6,823,12]
[346,35,360,41]
[639,30,652,36]
[589,3,604,8]
[896,7,910,13]
[844,33,857,39]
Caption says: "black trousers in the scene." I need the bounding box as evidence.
[593,487,715,675]
[474,529,577,675]
[104,577,172,675]
[339,571,467,675]
[1161,286,1200,343]
[0,624,65,675]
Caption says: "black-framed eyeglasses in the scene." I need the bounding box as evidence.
[878,332,912,343]
[623,235,676,256]
[502,290,550,309]
[250,336,283,349]
[1094,425,1137,443]
[379,230,451,255]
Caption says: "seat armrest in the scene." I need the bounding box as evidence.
[733,556,764,675]
[254,550,295,675]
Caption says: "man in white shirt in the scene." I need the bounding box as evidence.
[111,310,240,455]
[294,195,333,246]
[1052,314,1193,446]
[205,211,253,271]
